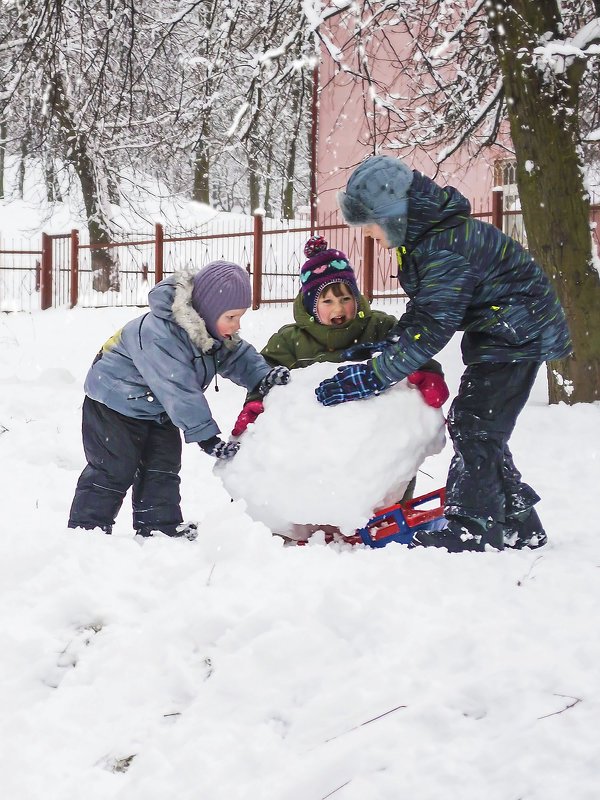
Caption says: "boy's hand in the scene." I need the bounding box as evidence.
[231,400,264,436]
[315,363,387,406]
[407,371,450,408]
[199,436,240,460]
[339,341,385,361]
[257,366,291,396]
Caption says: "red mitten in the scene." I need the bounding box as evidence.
[407,371,450,408]
[231,400,265,436]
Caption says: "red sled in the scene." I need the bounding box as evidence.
[356,487,446,548]
[295,488,446,548]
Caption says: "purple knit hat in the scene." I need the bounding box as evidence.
[191,261,251,339]
[300,236,359,320]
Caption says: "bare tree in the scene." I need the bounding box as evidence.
[0,2,139,289]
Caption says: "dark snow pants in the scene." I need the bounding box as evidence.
[444,361,542,524]
[68,396,183,534]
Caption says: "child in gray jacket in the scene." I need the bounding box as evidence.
[68,261,290,538]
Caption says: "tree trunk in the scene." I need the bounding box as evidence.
[49,72,118,292]
[487,0,600,404]
[0,120,6,199]
[106,173,120,206]
[282,133,297,220]
[263,175,272,218]
[282,81,303,219]
[44,159,63,203]
[17,131,31,199]
[248,154,260,214]
[193,124,210,204]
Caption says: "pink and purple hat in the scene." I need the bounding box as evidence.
[300,236,359,320]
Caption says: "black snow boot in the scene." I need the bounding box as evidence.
[410,516,504,552]
[504,508,547,549]
[68,522,112,535]
[135,522,198,541]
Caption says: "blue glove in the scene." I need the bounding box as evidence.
[199,436,240,460]
[339,341,384,361]
[315,363,387,406]
[257,365,291,396]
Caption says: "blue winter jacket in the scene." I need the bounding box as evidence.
[84,271,271,443]
[373,171,573,386]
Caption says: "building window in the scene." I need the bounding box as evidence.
[494,158,527,245]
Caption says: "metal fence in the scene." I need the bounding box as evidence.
[2,195,598,312]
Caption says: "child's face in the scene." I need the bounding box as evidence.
[316,284,357,327]
[215,308,247,339]
[364,222,392,248]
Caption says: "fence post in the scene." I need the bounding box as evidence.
[154,223,164,284]
[310,64,319,235]
[70,229,79,308]
[252,212,263,310]
[40,232,52,310]
[492,188,504,231]
[363,235,374,302]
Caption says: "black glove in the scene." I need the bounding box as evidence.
[199,436,240,460]
[257,365,291,397]
[340,341,385,361]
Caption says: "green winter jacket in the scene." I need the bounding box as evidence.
[246,292,442,402]
[263,293,397,368]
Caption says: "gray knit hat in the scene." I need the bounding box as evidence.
[191,261,251,339]
[337,155,414,247]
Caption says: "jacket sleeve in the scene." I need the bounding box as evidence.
[373,249,475,385]
[217,339,272,391]
[244,329,297,403]
[260,329,298,370]
[131,334,221,443]
[371,311,398,340]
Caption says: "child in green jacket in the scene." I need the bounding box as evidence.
[232,236,449,500]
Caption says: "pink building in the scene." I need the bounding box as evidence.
[315,25,517,223]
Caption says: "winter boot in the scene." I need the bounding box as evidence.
[135,522,198,541]
[410,516,504,552]
[504,508,547,550]
[175,522,199,541]
[68,522,112,535]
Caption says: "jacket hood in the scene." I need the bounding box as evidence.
[148,271,216,353]
[405,171,471,246]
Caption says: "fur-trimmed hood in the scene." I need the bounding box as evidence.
[148,270,239,353]
[85,270,270,443]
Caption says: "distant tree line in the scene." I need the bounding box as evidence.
[0,0,313,289]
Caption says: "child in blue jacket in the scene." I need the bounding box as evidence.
[68,261,289,538]
[317,155,572,552]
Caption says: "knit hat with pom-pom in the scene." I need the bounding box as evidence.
[300,235,359,320]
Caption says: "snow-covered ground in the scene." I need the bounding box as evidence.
[1,301,599,800]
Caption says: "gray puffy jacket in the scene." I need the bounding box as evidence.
[84,271,271,443]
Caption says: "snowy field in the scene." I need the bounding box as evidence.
[1,302,599,800]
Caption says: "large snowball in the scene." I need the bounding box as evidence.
[216,362,446,536]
